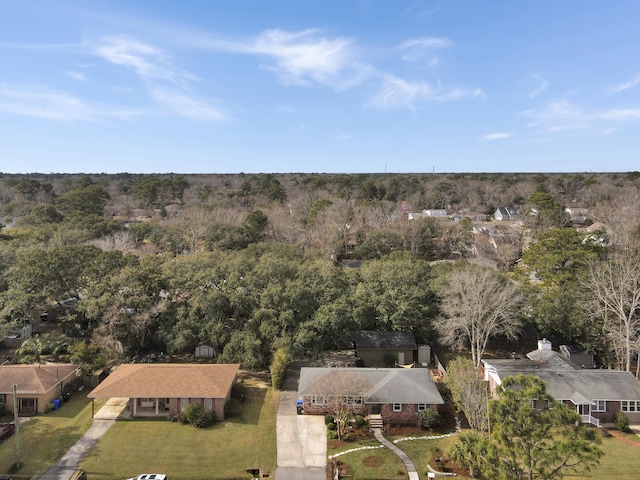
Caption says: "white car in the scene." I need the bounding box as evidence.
[126,475,167,480]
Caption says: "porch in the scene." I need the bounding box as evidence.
[580,414,600,427]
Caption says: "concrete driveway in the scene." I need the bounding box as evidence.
[275,387,327,480]
[39,398,129,480]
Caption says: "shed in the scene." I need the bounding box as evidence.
[195,343,215,358]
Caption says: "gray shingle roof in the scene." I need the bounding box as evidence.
[483,350,640,402]
[354,331,417,350]
[298,367,443,405]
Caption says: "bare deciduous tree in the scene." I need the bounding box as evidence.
[313,369,372,441]
[581,255,640,373]
[445,357,489,431]
[436,265,523,368]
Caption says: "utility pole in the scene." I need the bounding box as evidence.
[13,384,20,469]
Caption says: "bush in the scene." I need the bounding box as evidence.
[224,398,242,418]
[270,348,291,390]
[179,402,217,428]
[354,415,368,429]
[324,414,334,424]
[419,408,441,429]
[616,411,630,432]
[327,430,338,440]
[327,421,337,431]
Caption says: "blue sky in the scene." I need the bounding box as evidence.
[1,1,639,174]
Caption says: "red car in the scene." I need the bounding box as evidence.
[0,423,15,441]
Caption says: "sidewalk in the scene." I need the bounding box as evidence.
[372,428,420,480]
[39,398,128,480]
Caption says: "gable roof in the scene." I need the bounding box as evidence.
[88,364,239,399]
[0,364,80,395]
[483,350,640,403]
[298,367,443,405]
[354,331,417,350]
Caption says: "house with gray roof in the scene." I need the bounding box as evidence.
[482,339,640,426]
[353,331,417,367]
[298,367,443,426]
[494,206,520,221]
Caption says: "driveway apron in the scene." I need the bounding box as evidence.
[39,397,128,480]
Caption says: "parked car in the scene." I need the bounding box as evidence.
[0,423,15,441]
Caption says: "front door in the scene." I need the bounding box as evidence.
[577,404,590,416]
[371,404,381,414]
[398,352,405,365]
[19,398,37,415]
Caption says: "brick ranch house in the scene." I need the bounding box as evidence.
[87,363,239,420]
[482,339,640,427]
[0,363,80,415]
[298,367,444,426]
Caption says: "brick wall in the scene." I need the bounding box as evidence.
[380,403,420,425]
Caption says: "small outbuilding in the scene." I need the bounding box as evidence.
[195,343,215,358]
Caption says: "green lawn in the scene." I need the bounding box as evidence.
[79,384,278,480]
[331,428,640,480]
[0,393,101,477]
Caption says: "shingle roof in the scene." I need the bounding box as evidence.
[483,350,640,402]
[87,363,240,399]
[0,364,80,395]
[298,367,443,405]
[354,331,417,350]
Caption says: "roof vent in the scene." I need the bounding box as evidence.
[538,338,552,350]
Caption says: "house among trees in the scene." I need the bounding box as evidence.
[298,367,444,426]
[482,339,640,427]
[353,331,418,367]
[494,206,520,221]
[87,363,239,420]
[0,363,80,415]
[1,323,32,348]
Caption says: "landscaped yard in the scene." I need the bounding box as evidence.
[0,393,101,477]
[328,426,640,480]
[79,378,278,480]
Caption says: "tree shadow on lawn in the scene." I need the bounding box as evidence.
[225,386,267,426]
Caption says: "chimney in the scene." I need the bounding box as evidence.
[538,338,552,351]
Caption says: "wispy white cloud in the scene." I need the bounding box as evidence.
[398,37,454,64]
[151,88,225,121]
[529,75,548,98]
[481,132,512,141]
[93,35,227,121]
[611,74,640,93]
[523,99,640,132]
[0,83,138,122]
[197,28,478,109]
[63,71,86,81]
[339,133,352,140]
[94,35,197,86]
[369,75,482,109]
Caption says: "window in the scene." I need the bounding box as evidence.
[417,404,427,412]
[204,398,213,409]
[311,396,327,405]
[346,396,363,406]
[393,403,402,412]
[0,394,4,406]
[593,400,606,412]
[622,401,640,412]
[181,398,188,409]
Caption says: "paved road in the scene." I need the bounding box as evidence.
[39,398,128,480]
[274,375,327,480]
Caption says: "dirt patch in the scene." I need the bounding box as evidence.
[362,455,385,467]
